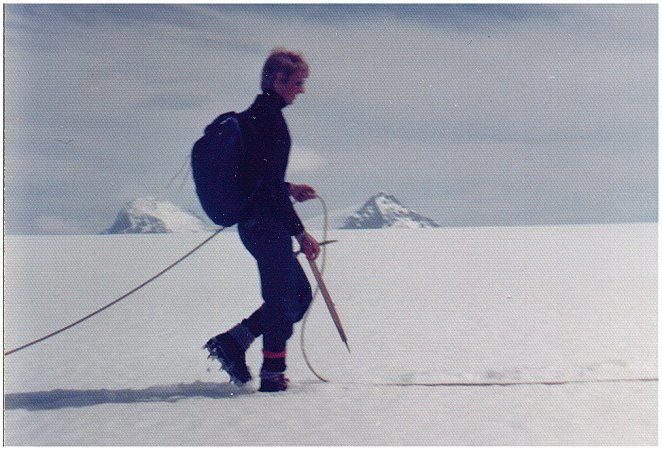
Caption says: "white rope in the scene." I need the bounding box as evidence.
[297,200,659,388]
[300,194,332,382]
[339,377,658,388]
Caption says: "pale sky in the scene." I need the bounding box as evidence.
[4,4,657,234]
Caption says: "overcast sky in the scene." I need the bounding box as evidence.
[4,4,658,234]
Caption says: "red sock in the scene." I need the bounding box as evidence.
[262,349,286,373]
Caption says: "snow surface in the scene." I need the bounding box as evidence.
[4,223,657,445]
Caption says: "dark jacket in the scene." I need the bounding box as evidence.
[238,91,305,236]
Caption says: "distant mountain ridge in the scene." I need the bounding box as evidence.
[341,192,440,229]
[104,197,212,234]
[104,193,439,233]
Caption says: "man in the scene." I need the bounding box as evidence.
[204,48,320,393]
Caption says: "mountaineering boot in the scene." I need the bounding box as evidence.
[204,331,253,385]
[259,350,287,392]
[259,370,289,392]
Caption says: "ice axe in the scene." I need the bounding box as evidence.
[307,258,351,353]
[294,239,338,256]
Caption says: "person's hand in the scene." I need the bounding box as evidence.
[296,231,321,260]
[289,183,317,202]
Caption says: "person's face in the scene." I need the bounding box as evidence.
[273,70,307,105]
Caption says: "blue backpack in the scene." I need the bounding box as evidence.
[191,112,248,227]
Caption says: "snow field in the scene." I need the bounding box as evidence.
[3,223,657,445]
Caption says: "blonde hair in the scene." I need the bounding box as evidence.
[261,47,309,91]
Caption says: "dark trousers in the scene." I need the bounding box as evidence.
[238,219,313,354]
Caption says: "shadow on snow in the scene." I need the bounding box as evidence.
[5,381,251,411]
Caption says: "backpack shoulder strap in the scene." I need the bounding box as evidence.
[204,111,237,135]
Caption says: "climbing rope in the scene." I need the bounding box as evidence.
[4,227,226,356]
[295,197,659,388]
[300,194,333,382]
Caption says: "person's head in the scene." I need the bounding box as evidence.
[261,48,309,105]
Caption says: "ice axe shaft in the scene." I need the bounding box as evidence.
[307,258,350,353]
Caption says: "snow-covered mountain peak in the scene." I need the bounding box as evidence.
[104,197,211,234]
[341,192,440,229]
